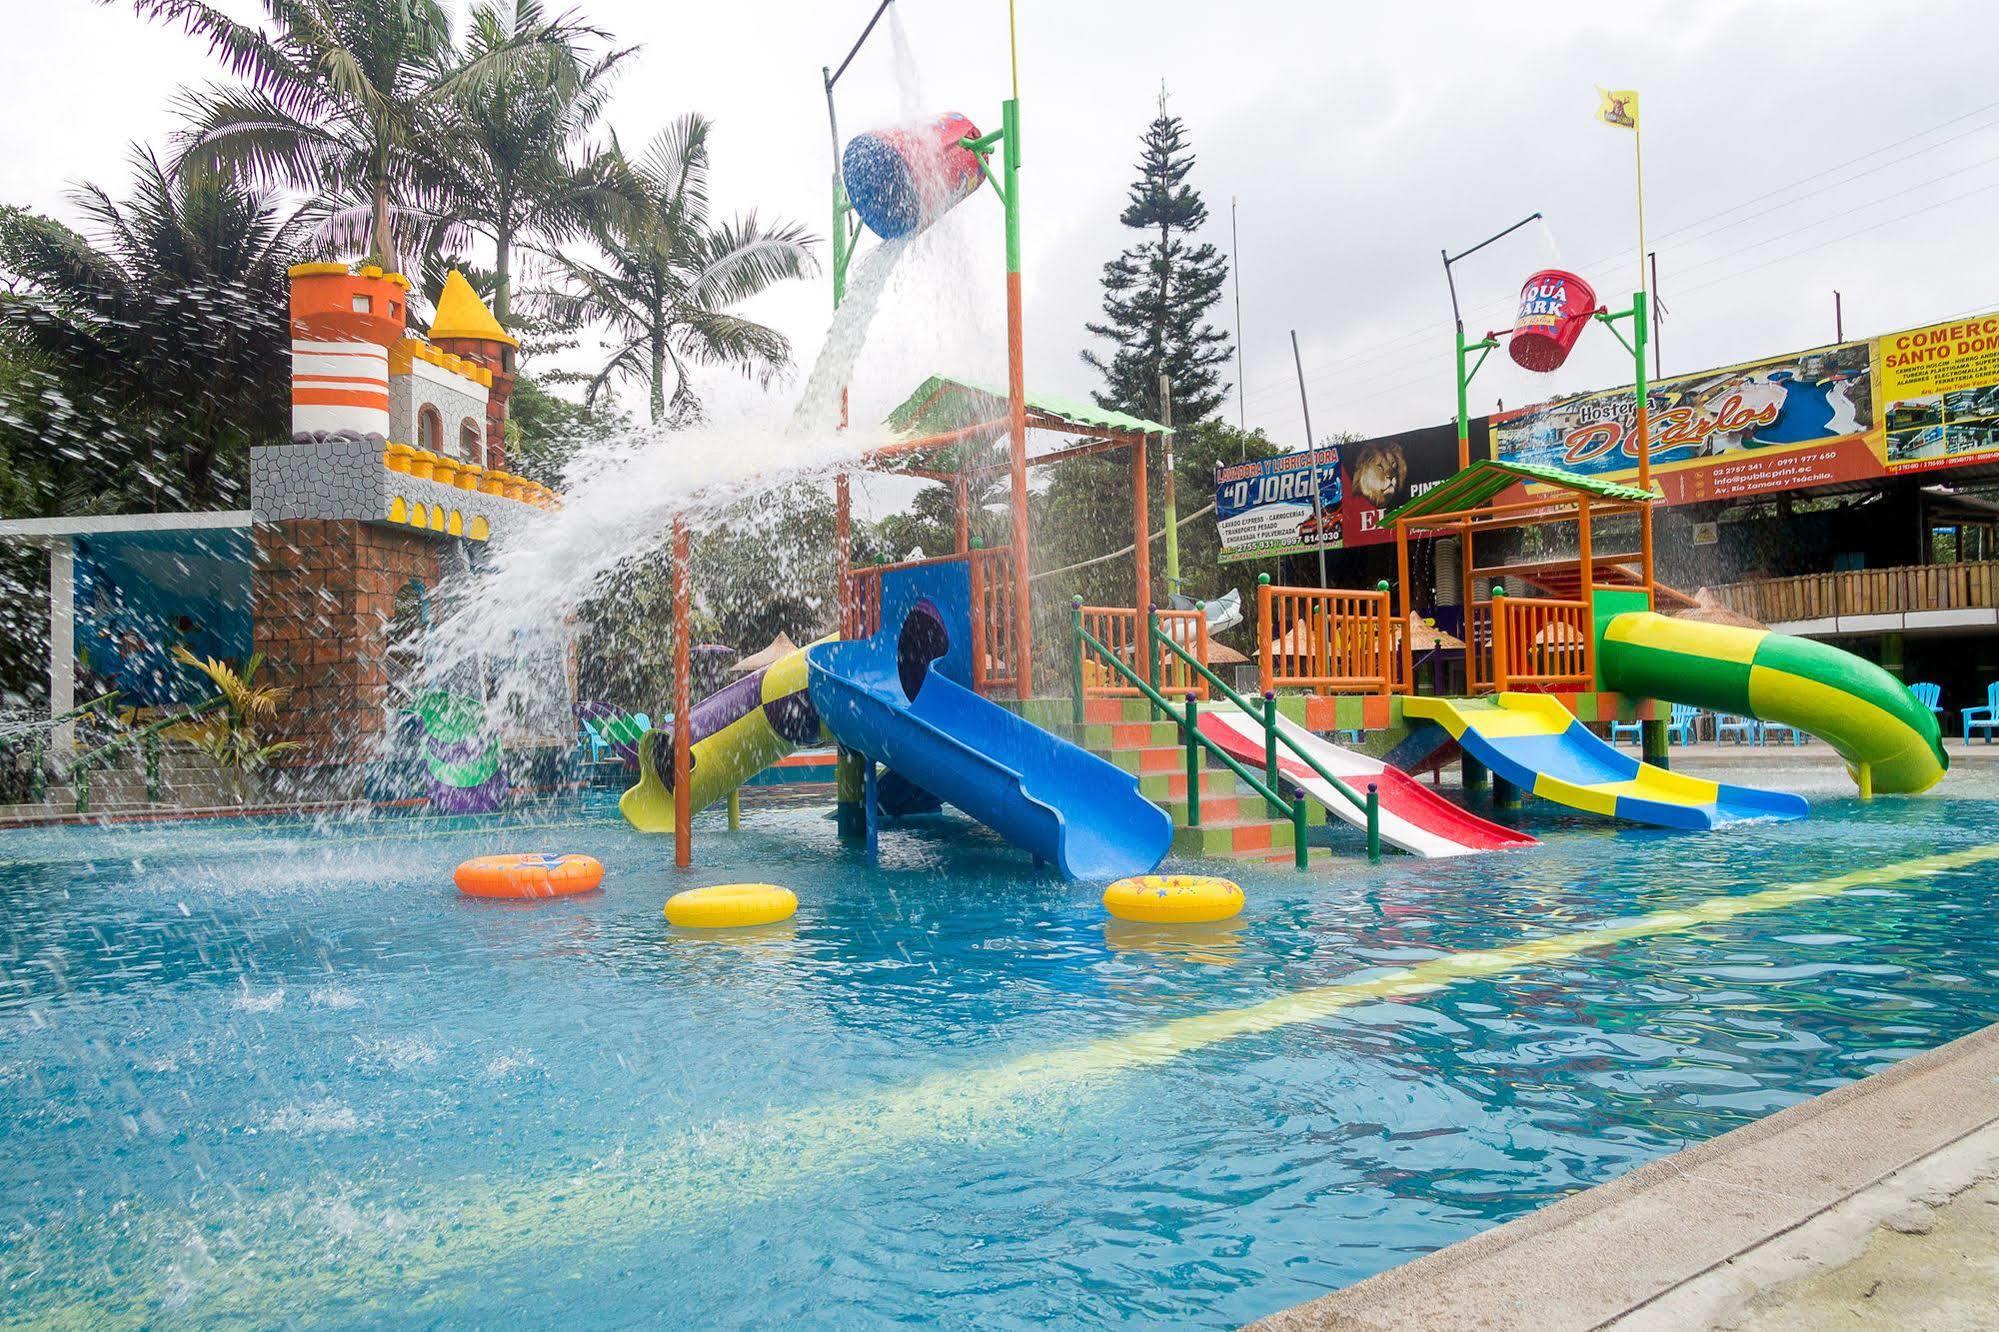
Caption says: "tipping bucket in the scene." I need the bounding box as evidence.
[842,112,984,240]
[1507,269,1597,373]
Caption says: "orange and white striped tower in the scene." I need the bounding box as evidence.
[286,262,410,443]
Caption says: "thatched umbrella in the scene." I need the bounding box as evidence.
[1401,614,1465,653]
[1205,639,1250,667]
[731,632,799,674]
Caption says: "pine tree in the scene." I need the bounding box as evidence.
[1082,88,1233,423]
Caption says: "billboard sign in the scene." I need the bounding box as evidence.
[1491,340,1882,504]
[1215,448,1343,562]
[1878,315,1999,474]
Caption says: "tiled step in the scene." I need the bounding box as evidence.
[1172,817,1295,859]
[1136,767,1244,802]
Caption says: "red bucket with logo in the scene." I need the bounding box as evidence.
[1508,269,1596,372]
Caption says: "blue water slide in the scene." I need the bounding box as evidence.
[806,561,1171,880]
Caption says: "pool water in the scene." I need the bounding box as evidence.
[5,763,1999,1326]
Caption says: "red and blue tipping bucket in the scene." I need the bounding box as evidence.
[842,112,984,241]
[1508,269,1597,373]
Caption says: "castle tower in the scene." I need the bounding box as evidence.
[287,262,410,444]
[428,270,519,470]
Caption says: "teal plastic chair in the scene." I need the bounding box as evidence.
[1909,682,1942,721]
[1607,715,1641,745]
[1714,713,1762,745]
[1964,682,1999,743]
[1668,703,1701,745]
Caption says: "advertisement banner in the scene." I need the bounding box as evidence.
[1215,448,1343,563]
[1336,418,1485,546]
[1878,315,1999,474]
[1491,340,1884,504]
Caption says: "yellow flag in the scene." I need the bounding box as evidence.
[1596,88,1639,130]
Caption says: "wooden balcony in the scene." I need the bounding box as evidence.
[1705,561,1999,636]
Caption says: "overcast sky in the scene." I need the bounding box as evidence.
[10,0,1999,447]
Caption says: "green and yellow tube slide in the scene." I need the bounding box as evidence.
[1598,612,1948,795]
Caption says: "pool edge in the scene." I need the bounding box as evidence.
[1248,1020,1999,1331]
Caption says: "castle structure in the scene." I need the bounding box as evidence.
[249,262,557,777]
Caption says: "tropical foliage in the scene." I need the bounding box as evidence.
[167,646,303,770]
[542,113,818,424]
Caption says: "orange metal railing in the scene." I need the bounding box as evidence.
[1256,582,1397,696]
[1078,607,1209,699]
[1489,595,1592,691]
[841,547,1019,696]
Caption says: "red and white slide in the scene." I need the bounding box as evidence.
[1198,708,1537,859]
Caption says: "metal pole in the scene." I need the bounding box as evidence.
[1649,251,1663,378]
[1835,290,1844,342]
[1289,329,1329,588]
[1002,97,1032,699]
[672,517,693,870]
[1232,196,1245,439]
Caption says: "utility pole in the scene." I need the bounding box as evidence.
[1289,329,1329,588]
[1159,369,1180,599]
[1648,251,1663,378]
[1835,290,1844,342]
[1231,196,1245,442]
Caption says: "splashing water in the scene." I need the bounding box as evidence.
[788,236,913,436]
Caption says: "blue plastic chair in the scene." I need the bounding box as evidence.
[1909,682,1943,723]
[579,713,616,763]
[1714,713,1762,745]
[1762,720,1808,745]
[1964,682,1999,743]
[1607,715,1642,745]
[1669,703,1701,745]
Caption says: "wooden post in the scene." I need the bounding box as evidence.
[953,474,970,554]
[834,470,863,838]
[1133,435,1151,685]
[1256,575,1274,697]
[834,472,852,630]
[1460,515,1476,689]
[1576,493,1594,681]
[672,517,693,870]
[1490,584,1509,693]
[1395,519,1414,693]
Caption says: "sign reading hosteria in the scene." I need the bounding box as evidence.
[1491,340,1881,504]
[1215,448,1342,562]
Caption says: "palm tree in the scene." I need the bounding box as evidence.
[0,147,306,506]
[544,114,819,424]
[445,0,635,324]
[130,0,596,274]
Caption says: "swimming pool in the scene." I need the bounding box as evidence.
[4,762,1999,1326]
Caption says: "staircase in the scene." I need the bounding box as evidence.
[0,750,250,825]
[1024,698,1326,868]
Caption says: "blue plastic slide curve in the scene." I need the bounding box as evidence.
[806,561,1171,880]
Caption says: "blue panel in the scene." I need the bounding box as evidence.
[1487,723,1641,788]
[808,561,1171,880]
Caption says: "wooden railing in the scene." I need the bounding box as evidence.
[1465,601,1494,692]
[1079,606,1209,699]
[840,547,1019,696]
[1706,560,1999,625]
[1257,580,1397,696]
[968,546,1018,696]
[1490,593,1592,691]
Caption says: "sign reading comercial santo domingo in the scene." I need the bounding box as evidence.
[1215,448,1343,563]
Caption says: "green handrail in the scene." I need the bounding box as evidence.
[10,690,121,802]
[1148,610,1382,863]
[1072,600,1308,870]
[64,695,226,813]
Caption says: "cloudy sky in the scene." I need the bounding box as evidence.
[9,0,1999,445]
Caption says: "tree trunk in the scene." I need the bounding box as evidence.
[373,177,395,272]
[494,188,513,324]
[649,320,667,425]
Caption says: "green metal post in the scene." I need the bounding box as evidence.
[1262,691,1281,817]
[727,788,741,831]
[74,764,88,815]
[1146,606,1162,714]
[144,732,160,803]
[1366,782,1381,863]
[1641,716,1670,769]
[831,177,852,307]
[1455,324,1471,469]
[1292,795,1308,870]
[28,737,44,802]
[1001,99,1021,274]
[1184,693,1201,827]
[1071,598,1087,726]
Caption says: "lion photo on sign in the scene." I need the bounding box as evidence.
[1347,439,1410,511]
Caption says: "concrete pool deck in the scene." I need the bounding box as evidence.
[1252,1022,1999,1331]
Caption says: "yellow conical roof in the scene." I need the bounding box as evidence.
[430,269,518,348]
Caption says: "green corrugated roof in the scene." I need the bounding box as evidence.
[885,375,1170,438]
[1382,459,1657,524]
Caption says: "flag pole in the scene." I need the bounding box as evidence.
[1634,119,1648,303]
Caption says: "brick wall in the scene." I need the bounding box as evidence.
[253,519,444,768]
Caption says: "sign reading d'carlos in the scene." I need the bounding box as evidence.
[1878,315,1999,474]
[1492,340,1885,504]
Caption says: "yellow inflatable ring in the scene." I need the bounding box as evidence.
[664,883,798,929]
[1102,874,1243,924]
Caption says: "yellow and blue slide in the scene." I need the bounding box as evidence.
[1403,693,1807,829]
[1598,611,1948,796]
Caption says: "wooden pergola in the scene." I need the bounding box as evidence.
[832,375,1172,699]
[1381,459,1660,691]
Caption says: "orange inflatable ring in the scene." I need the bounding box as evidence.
[454,853,605,899]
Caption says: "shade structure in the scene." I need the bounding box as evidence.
[1204,639,1250,667]
[1402,614,1465,653]
[731,632,799,674]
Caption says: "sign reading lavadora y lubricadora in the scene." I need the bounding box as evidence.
[1215,448,1342,563]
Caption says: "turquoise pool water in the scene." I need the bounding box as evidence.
[4,763,1999,1326]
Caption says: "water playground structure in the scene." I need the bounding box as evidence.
[612,32,1948,885]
